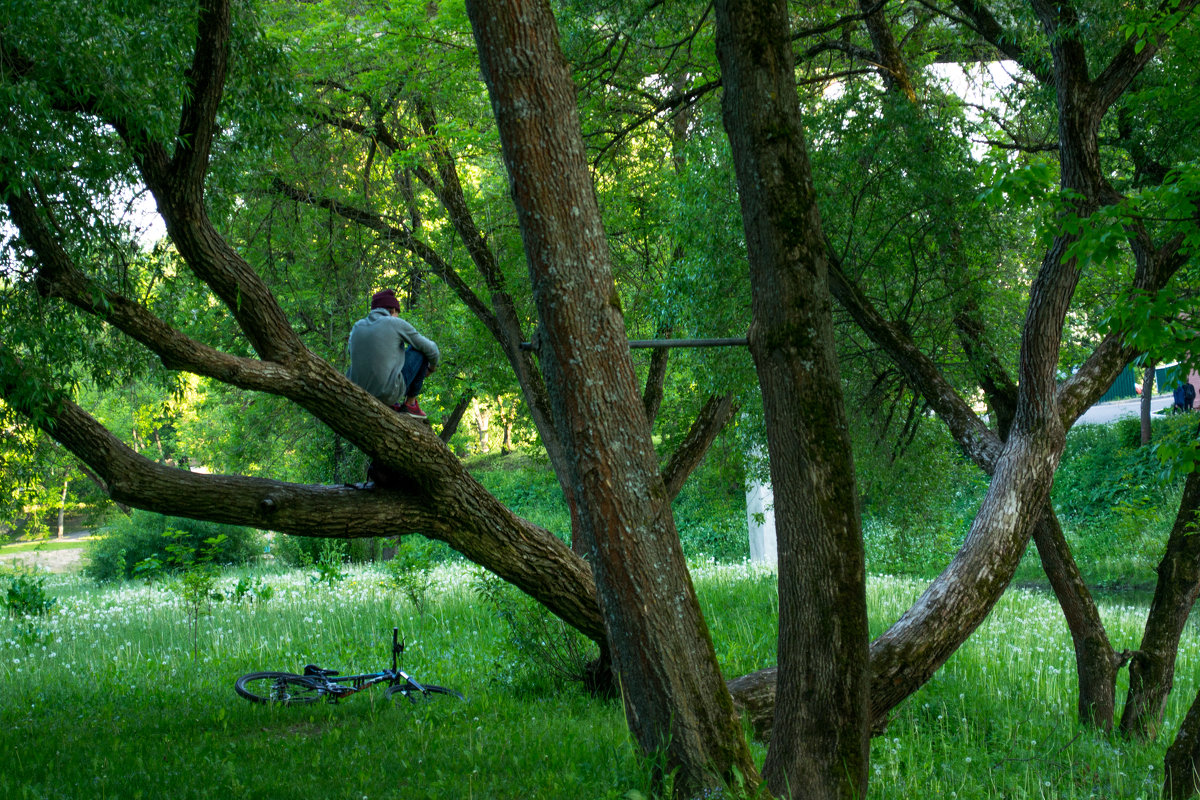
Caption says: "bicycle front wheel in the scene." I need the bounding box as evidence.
[385,683,465,705]
[235,671,322,705]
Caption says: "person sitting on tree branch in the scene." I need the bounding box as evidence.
[347,289,439,421]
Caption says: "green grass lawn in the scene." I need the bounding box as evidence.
[0,538,91,554]
[0,559,1191,799]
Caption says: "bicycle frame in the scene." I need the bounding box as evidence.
[235,626,462,706]
[294,629,430,701]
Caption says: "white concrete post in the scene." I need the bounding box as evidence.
[745,479,778,565]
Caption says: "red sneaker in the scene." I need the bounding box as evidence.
[402,399,427,419]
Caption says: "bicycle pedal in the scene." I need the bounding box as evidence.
[303,664,339,677]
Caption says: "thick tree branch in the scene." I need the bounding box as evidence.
[661,394,737,501]
[6,191,280,389]
[0,343,608,643]
[173,0,230,190]
[828,260,1003,471]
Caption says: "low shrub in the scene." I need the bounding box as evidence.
[470,568,599,695]
[2,562,57,644]
[83,512,263,582]
[2,562,57,618]
[380,536,442,615]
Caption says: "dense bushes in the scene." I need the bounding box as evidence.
[84,512,264,582]
[471,451,751,561]
[1044,412,1197,586]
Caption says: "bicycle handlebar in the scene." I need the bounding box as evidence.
[392,627,403,670]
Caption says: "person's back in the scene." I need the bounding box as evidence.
[346,288,440,417]
[1173,383,1196,412]
[348,308,410,405]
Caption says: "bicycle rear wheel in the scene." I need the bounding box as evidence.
[385,683,465,704]
[235,671,322,705]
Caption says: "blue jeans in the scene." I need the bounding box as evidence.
[400,348,428,400]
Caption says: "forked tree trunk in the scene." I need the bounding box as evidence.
[464,1,758,795]
[716,0,870,796]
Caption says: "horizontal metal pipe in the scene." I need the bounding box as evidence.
[518,337,748,351]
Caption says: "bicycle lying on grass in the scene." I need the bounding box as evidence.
[235,627,464,706]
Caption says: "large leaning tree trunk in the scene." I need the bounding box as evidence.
[463,0,758,796]
[955,302,1129,728]
[715,0,870,797]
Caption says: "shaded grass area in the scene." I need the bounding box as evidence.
[2,563,1193,799]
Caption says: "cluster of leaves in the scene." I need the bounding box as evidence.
[1,561,57,644]
[379,536,441,616]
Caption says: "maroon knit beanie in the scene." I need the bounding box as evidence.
[370,289,401,312]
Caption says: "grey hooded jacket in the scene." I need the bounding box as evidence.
[347,309,441,405]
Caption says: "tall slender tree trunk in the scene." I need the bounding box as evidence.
[716,0,870,796]
[1030,505,1123,727]
[57,468,70,540]
[464,1,758,795]
[1143,361,1156,445]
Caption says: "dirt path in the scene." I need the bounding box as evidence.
[0,546,85,574]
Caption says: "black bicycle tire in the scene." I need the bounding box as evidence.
[235,671,322,705]
[386,682,465,704]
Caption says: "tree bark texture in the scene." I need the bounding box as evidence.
[1122,467,1200,740]
[1165,687,1200,799]
[464,1,758,795]
[716,1,870,797]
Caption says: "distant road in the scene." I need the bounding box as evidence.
[1077,394,1176,425]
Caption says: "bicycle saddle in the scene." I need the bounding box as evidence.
[303,665,339,677]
